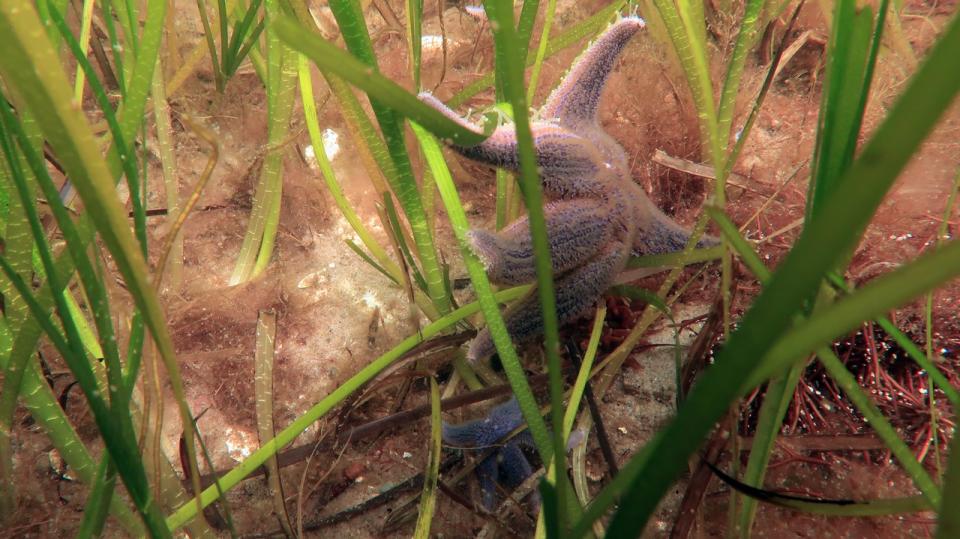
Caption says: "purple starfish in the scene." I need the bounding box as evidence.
[422,16,716,363]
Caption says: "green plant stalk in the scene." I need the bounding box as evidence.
[297,55,400,280]
[152,57,183,288]
[527,0,558,104]
[251,42,298,277]
[808,0,888,219]
[99,0,127,95]
[563,305,605,439]
[73,0,97,102]
[936,403,960,538]
[412,377,442,539]
[407,0,423,90]
[517,0,542,53]
[484,0,575,530]
[254,310,293,536]
[196,0,226,91]
[735,364,803,536]
[925,166,960,474]
[231,0,297,283]
[76,457,117,539]
[223,0,265,78]
[165,285,528,530]
[716,0,764,149]
[577,11,960,533]
[327,0,451,314]
[653,0,722,171]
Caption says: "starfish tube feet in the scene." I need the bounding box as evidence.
[467,242,629,361]
[540,16,646,126]
[467,198,619,285]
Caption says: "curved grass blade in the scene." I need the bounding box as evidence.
[76,457,116,539]
[937,412,960,538]
[412,377,441,539]
[254,310,294,537]
[231,1,298,284]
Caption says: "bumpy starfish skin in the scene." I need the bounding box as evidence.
[442,398,536,509]
[420,16,716,362]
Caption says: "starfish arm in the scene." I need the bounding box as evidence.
[468,198,620,285]
[539,17,646,127]
[419,93,609,198]
[497,441,535,490]
[441,397,525,448]
[468,241,629,361]
[476,453,501,510]
[631,202,721,256]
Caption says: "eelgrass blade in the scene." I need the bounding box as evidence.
[736,363,804,536]
[152,57,183,288]
[716,0,765,149]
[275,15,489,146]
[76,457,116,539]
[165,285,529,530]
[653,0,722,169]
[808,0,889,219]
[224,0,265,78]
[231,0,298,283]
[254,310,294,537]
[406,0,423,90]
[195,0,226,91]
[412,377,441,539]
[381,193,429,293]
[572,11,960,535]
[937,409,960,538]
[562,305,605,439]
